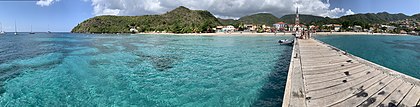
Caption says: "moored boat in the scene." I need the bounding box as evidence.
[0,22,5,35]
[29,25,35,34]
[14,21,18,35]
[278,39,294,45]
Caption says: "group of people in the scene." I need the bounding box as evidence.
[298,30,311,39]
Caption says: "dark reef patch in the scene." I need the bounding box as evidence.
[251,45,292,107]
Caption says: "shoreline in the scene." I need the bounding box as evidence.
[313,31,408,36]
[133,32,409,36]
[82,31,413,36]
[135,32,290,36]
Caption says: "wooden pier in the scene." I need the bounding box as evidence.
[282,38,420,107]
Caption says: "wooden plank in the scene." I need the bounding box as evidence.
[305,67,380,93]
[358,79,404,107]
[302,61,355,69]
[304,64,366,80]
[327,74,396,106]
[398,86,420,107]
[302,59,352,65]
[302,63,361,73]
[379,82,414,107]
[307,69,383,98]
[303,64,362,76]
[307,72,387,107]
[300,54,343,59]
[305,65,370,84]
[301,58,350,65]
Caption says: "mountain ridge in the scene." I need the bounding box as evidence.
[72,6,419,33]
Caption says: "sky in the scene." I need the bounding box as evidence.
[0,0,419,32]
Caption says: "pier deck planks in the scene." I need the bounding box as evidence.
[282,39,420,107]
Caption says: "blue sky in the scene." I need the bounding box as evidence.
[0,0,92,32]
[0,0,419,32]
[328,0,420,15]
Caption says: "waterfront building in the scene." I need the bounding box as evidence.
[222,25,235,32]
[273,22,287,31]
[244,24,257,32]
[353,25,363,32]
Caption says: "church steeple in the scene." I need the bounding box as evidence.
[295,7,299,25]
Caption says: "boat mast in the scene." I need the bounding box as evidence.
[14,21,17,35]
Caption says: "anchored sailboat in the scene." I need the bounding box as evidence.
[0,22,5,35]
[29,25,35,34]
[47,24,51,33]
[14,21,17,35]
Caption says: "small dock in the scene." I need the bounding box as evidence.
[282,38,420,107]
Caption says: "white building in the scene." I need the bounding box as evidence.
[222,25,235,32]
[354,25,363,32]
[273,22,287,31]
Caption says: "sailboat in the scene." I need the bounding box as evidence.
[29,25,35,34]
[14,21,17,35]
[0,22,5,35]
[47,24,51,33]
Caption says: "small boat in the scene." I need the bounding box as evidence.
[278,39,294,45]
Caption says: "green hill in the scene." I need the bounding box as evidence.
[71,6,221,33]
[218,13,329,26]
[218,18,240,26]
[410,13,420,20]
[279,14,329,25]
[323,12,409,28]
[337,12,408,24]
[278,12,411,28]
[218,13,281,26]
[238,13,281,25]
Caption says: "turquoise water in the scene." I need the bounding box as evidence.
[316,35,420,79]
[0,33,292,106]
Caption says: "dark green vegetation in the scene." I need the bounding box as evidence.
[72,6,221,33]
[218,13,281,28]
[409,13,420,20]
[239,13,281,25]
[278,14,327,24]
[219,12,413,29]
[282,12,420,31]
[317,12,409,29]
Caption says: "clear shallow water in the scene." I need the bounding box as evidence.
[0,33,292,106]
[316,35,420,79]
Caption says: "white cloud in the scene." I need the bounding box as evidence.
[36,0,60,7]
[345,9,355,16]
[87,0,351,18]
